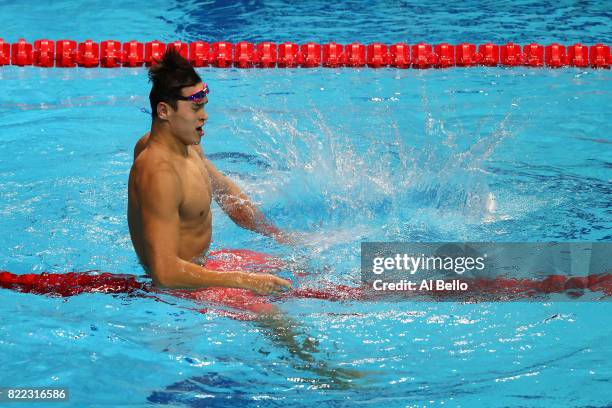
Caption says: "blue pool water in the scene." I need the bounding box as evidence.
[1,1,611,406]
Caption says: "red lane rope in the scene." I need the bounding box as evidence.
[1,270,610,300]
[1,247,610,320]
[0,38,610,69]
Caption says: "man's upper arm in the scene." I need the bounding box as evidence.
[198,151,240,200]
[137,163,182,285]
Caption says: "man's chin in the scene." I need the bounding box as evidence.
[193,131,203,145]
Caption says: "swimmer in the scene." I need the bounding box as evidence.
[127,49,292,294]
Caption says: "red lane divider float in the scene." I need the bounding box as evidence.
[2,268,610,299]
[0,38,610,69]
[1,260,611,321]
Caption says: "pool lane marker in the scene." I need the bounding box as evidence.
[0,265,610,321]
[0,39,610,69]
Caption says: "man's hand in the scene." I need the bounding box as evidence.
[242,273,291,295]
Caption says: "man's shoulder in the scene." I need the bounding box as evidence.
[131,137,177,182]
[132,149,176,179]
[132,134,171,171]
[133,132,151,161]
[131,154,180,202]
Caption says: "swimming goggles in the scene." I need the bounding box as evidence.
[176,83,209,103]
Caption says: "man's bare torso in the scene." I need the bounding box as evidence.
[128,132,213,271]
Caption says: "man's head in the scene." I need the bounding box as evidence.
[148,49,208,145]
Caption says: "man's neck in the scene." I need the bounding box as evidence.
[149,120,189,157]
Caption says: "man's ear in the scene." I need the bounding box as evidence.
[157,102,171,120]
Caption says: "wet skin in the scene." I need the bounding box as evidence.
[127,83,290,294]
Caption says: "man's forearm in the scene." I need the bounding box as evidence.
[219,193,281,238]
[152,257,291,295]
[155,258,250,289]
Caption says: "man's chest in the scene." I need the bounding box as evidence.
[177,154,212,220]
